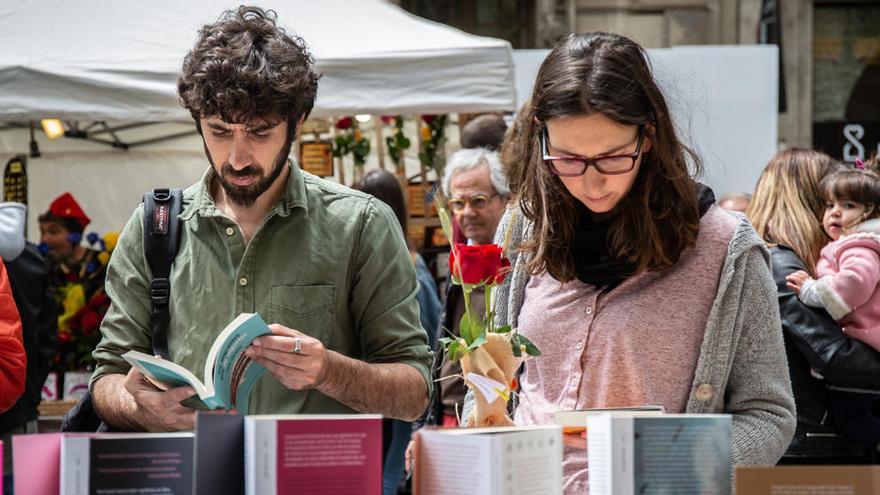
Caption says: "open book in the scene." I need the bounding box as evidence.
[122,312,271,412]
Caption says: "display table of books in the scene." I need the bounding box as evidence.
[8,411,880,494]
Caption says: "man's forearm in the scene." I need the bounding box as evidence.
[316,351,429,421]
[92,374,142,431]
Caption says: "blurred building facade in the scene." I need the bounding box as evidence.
[400,0,880,162]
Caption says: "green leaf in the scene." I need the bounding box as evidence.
[493,325,512,334]
[458,312,481,344]
[511,333,541,357]
[466,334,487,351]
[446,340,466,363]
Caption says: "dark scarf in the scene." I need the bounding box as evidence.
[572,183,716,290]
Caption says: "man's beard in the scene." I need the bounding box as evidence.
[206,137,293,207]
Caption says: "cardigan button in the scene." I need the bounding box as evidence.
[695,383,714,402]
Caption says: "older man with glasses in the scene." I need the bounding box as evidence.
[430,147,509,426]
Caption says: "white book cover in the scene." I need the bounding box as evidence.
[415,425,562,495]
[587,414,732,495]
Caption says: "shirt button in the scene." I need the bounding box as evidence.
[695,383,714,402]
[575,342,583,350]
[239,277,248,287]
[226,227,235,236]
[585,307,593,315]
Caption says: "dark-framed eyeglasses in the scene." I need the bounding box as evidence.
[541,126,645,176]
[447,193,499,212]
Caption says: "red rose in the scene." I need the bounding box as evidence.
[335,117,353,130]
[381,115,396,126]
[421,114,436,125]
[58,331,71,345]
[87,292,109,309]
[449,243,507,285]
[79,309,100,336]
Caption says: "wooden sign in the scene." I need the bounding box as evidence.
[299,141,334,177]
[3,154,27,204]
[406,182,438,217]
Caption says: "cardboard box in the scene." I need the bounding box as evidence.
[736,466,880,494]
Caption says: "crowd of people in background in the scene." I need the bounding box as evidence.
[0,5,879,495]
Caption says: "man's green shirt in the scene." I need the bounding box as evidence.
[92,163,433,414]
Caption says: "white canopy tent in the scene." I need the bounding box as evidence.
[0,0,515,239]
[0,0,515,120]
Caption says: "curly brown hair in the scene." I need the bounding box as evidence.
[507,32,703,282]
[177,6,320,132]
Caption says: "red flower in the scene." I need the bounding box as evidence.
[381,115,396,126]
[421,115,436,125]
[79,309,100,336]
[449,243,508,285]
[66,272,79,283]
[335,117,353,130]
[87,292,109,310]
[58,331,71,345]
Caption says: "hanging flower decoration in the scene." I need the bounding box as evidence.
[52,231,119,371]
[435,196,540,428]
[418,114,448,173]
[332,117,371,167]
[383,116,411,168]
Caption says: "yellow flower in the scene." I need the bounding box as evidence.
[420,126,431,142]
[58,283,86,331]
[98,251,110,266]
[103,231,120,252]
[354,129,363,141]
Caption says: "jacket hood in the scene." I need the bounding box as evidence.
[0,202,26,261]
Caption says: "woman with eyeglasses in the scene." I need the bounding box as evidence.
[484,32,795,491]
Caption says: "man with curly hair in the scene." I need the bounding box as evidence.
[90,6,432,432]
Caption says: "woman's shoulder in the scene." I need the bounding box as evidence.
[494,203,531,246]
[699,206,765,256]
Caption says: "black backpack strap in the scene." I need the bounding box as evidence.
[142,188,183,360]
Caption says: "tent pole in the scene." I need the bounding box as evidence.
[331,118,346,186]
[374,117,385,170]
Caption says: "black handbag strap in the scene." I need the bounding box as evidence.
[142,188,183,360]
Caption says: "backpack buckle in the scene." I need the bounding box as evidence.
[150,278,170,306]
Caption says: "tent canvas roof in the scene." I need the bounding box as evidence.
[0,0,515,121]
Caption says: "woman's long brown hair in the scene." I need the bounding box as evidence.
[747,148,837,271]
[506,32,703,282]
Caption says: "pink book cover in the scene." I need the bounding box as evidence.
[275,416,382,494]
[13,433,64,495]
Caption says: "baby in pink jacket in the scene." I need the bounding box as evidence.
[787,166,880,349]
[786,164,880,447]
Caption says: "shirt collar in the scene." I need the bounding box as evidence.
[180,159,309,221]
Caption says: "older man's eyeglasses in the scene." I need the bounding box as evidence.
[447,193,498,212]
[541,126,645,176]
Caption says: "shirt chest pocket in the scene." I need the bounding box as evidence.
[266,285,337,347]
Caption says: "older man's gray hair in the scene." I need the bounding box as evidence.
[442,147,509,198]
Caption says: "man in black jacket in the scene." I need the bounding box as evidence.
[0,221,58,492]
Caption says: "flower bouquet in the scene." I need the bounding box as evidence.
[332,116,371,182]
[52,231,119,371]
[436,203,539,427]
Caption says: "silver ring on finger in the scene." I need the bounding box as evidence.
[293,336,302,354]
